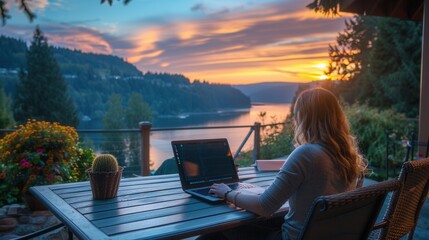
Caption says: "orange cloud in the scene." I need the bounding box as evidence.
[126,2,346,84]
[17,1,347,85]
[47,33,113,54]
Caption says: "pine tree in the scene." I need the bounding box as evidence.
[13,26,79,127]
[325,15,421,117]
[0,83,14,128]
[368,18,421,117]
[325,15,378,102]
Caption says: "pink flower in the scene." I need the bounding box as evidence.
[47,173,54,179]
[36,148,44,154]
[20,159,31,168]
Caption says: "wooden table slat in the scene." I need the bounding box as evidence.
[110,210,255,240]
[93,202,216,228]
[102,204,239,235]
[30,167,287,240]
[78,192,191,214]
[85,198,204,221]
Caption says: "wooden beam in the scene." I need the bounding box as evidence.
[418,0,429,157]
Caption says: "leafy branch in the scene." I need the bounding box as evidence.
[306,0,343,16]
[0,0,131,26]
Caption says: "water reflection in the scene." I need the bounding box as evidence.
[151,103,291,169]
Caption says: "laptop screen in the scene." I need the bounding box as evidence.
[172,138,238,189]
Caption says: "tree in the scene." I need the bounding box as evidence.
[102,94,126,169]
[103,94,124,129]
[13,26,79,127]
[322,14,421,118]
[367,18,421,117]
[0,0,131,25]
[323,15,378,102]
[124,92,152,128]
[0,83,14,128]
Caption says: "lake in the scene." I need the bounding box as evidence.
[150,103,291,169]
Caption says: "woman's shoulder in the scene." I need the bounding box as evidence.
[293,143,326,155]
[288,144,331,164]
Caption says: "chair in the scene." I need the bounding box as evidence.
[297,179,400,240]
[370,157,429,240]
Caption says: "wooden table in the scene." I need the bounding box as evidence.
[30,167,289,240]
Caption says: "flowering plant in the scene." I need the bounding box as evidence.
[0,119,94,205]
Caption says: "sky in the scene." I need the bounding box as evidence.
[0,0,352,84]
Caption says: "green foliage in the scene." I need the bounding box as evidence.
[13,27,79,127]
[91,154,119,172]
[345,104,415,172]
[306,0,342,16]
[103,94,125,129]
[0,36,27,67]
[0,0,130,25]
[101,93,152,175]
[367,18,421,117]
[0,35,251,129]
[235,113,295,167]
[0,119,94,206]
[53,47,141,77]
[258,113,295,160]
[73,143,94,181]
[325,16,378,82]
[324,15,422,118]
[234,151,253,168]
[124,92,153,128]
[0,84,14,128]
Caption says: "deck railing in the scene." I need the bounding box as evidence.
[1,124,424,179]
[137,121,276,176]
[0,122,282,176]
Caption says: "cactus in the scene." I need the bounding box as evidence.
[91,154,119,172]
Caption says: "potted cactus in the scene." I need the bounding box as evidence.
[87,154,123,199]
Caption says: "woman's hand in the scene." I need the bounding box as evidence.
[209,183,231,199]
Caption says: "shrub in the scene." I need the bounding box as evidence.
[345,104,415,178]
[259,118,295,160]
[0,119,94,205]
[235,113,295,167]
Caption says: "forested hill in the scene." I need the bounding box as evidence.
[0,35,251,129]
[0,35,141,76]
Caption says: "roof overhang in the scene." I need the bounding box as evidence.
[341,0,424,21]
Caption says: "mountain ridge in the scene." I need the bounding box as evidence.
[233,82,299,104]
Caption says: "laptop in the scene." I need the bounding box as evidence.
[171,138,258,202]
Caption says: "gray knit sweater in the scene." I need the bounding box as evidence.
[259,144,355,239]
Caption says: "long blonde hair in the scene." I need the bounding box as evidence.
[293,87,364,184]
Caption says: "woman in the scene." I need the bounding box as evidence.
[208,87,366,240]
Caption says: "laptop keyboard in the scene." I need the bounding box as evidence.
[192,183,256,196]
[193,188,211,196]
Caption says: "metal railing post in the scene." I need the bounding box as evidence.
[252,122,261,163]
[139,121,152,176]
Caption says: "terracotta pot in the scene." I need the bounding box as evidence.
[22,191,47,211]
[0,218,18,232]
[87,167,123,200]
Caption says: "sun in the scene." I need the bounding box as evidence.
[315,63,328,80]
[319,74,328,80]
[315,63,327,69]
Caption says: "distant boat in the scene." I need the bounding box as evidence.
[81,115,92,121]
[177,114,189,119]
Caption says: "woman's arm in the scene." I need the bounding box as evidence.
[209,183,271,216]
[209,145,315,217]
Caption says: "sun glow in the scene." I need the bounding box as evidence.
[319,74,328,80]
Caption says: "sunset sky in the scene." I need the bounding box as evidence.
[1,0,352,84]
